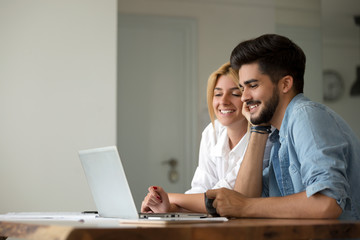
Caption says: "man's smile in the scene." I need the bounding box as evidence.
[246,101,261,113]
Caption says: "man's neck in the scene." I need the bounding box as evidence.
[271,93,297,130]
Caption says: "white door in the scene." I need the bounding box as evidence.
[117,14,198,210]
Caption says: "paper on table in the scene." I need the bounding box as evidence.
[0,212,99,221]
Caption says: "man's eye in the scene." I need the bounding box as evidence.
[250,84,258,88]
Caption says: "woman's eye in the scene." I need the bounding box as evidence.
[232,91,242,97]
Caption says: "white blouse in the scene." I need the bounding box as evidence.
[185,120,272,194]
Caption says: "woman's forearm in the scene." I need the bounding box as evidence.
[168,193,207,213]
[234,132,268,197]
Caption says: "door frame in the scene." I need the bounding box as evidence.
[117,14,198,192]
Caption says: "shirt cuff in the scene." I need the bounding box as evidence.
[306,182,348,210]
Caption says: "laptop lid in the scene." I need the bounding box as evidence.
[79,146,139,219]
[79,146,215,221]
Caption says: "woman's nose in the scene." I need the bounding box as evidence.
[220,94,230,104]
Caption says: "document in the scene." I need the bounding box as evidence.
[0,212,98,221]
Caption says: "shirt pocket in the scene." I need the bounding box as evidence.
[289,164,305,192]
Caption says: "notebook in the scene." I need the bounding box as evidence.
[78,146,227,224]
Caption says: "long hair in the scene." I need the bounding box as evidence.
[207,62,240,127]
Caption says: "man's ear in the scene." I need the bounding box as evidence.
[279,75,293,93]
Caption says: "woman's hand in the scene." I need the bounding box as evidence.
[141,186,171,213]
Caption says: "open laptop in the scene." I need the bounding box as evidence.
[78,146,227,223]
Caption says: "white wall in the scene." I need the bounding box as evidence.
[276,0,322,103]
[0,0,117,212]
[321,0,360,138]
[118,0,276,135]
[323,40,360,138]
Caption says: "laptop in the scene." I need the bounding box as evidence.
[78,146,227,223]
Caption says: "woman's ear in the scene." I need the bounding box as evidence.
[279,75,293,94]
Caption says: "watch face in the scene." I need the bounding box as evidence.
[323,70,344,101]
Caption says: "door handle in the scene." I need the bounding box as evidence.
[162,158,179,183]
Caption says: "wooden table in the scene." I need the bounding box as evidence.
[1,218,360,240]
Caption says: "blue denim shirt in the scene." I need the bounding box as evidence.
[262,94,360,220]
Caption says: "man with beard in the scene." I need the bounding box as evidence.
[206,34,360,220]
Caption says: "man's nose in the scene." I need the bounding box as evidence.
[241,88,250,103]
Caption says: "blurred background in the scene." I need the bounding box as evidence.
[0,0,359,213]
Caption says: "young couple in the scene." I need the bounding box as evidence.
[141,34,360,220]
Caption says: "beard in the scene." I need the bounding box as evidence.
[250,87,279,125]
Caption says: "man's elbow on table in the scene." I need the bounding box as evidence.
[315,195,342,219]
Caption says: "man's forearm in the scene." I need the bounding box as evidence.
[234,132,268,197]
[239,192,342,219]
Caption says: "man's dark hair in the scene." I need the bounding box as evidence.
[230,34,306,94]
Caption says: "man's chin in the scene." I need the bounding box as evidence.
[250,116,263,125]
[251,114,273,125]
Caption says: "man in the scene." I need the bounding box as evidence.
[206,34,360,219]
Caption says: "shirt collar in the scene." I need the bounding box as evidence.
[269,129,279,143]
[212,128,250,158]
[279,93,308,139]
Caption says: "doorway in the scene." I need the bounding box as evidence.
[117,14,198,209]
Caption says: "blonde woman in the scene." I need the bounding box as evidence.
[141,62,271,213]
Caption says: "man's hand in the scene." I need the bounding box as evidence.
[206,188,249,217]
[242,101,251,123]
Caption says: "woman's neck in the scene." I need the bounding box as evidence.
[227,119,248,150]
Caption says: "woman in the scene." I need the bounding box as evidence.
[141,62,271,213]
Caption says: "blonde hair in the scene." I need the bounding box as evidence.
[207,62,240,127]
